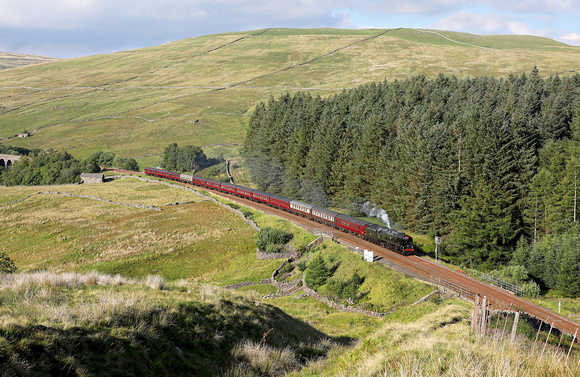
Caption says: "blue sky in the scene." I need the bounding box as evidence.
[0,0,579,59]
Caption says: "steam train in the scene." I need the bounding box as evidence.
[144,167,414,255]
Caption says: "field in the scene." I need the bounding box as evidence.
[1,28,579,167]
[2,28,580,375]
[0,177,282,284]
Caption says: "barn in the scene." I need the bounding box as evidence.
[80,173,104,184]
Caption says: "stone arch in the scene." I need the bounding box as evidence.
[0,154,21,170]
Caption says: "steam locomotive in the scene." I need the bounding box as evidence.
[144,167,414,255]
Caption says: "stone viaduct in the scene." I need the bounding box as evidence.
[0,154,21,169]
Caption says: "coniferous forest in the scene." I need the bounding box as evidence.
[243,69,580,293]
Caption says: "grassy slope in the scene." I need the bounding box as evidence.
[2,175,580,375]
[0,28,579,167]
[292,303,580,376]
[0,272,342,376]
[0,176,443,374]
[0,177,280,284]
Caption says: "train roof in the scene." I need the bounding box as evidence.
[220,181,236,189]
[145,167,175,174]
[311,206,340,217]
[205,178,223,185]
[252,189,271,197]
[335,213,369,227]
[270,194,291,202]
[290,200,315,209]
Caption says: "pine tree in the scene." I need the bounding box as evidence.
[305,253,331,290]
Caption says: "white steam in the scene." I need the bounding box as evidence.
[361,202,391,228]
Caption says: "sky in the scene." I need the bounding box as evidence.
[0,0,579,59]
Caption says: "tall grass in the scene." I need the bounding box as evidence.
[298,304,580,377]
[0,270,133,289]
[0,271,171,329]
[145,274,166,290]
[227,340,298,376]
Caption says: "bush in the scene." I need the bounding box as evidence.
[0,252,17,273]
[241,209,254,220]
[325,272,364,300]
[521,281,541,298]
[305,253,330,289]
[265,243,280,254]
[255,227,293,252]
[490,265,529,285]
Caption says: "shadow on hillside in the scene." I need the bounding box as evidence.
[0,297,355,377]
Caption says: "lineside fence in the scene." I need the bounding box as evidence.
[477,271,524,296]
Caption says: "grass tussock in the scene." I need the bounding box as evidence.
[228,340,298,376]
[145,274,166,290]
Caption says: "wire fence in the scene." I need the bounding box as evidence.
[430,275,477,302]
[430,275,515,311]
[478,271,524,296]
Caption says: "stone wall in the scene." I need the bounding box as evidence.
[300,286,390,318]
[256,249,301,260]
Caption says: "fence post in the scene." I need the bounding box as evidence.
[568,329,578,360]
[502,303,513,335]
[511,312,520,342]
[558,331,565,349]
[480,296,488,336]
[535,316,549,345]
[542,322,554,356]
[472,295,480,334]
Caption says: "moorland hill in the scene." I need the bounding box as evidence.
[0,28,579,168]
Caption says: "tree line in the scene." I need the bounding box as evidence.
[0,148,139,186]
[161,143,224,174]
[243,69,580,293]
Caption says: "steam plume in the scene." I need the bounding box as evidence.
[361,202,391,228]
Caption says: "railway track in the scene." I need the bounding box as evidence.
[115,169,580,339]
[203,187,580,338]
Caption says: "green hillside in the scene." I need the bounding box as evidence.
[1,28,579,168]
[0,51,57,69]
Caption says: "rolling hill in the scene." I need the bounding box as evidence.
[0,28,579,168]
[0,51,57,70]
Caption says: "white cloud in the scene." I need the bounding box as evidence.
[485,0,575,13]
[0,0,96,28]
[430,11,506,34]
[507,21,534,35]
[560,32,580,43]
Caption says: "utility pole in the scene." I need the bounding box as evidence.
[435,236,441,263]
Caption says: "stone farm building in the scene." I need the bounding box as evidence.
[80,173,104,184]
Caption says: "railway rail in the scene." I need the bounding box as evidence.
[113,168,580,340]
